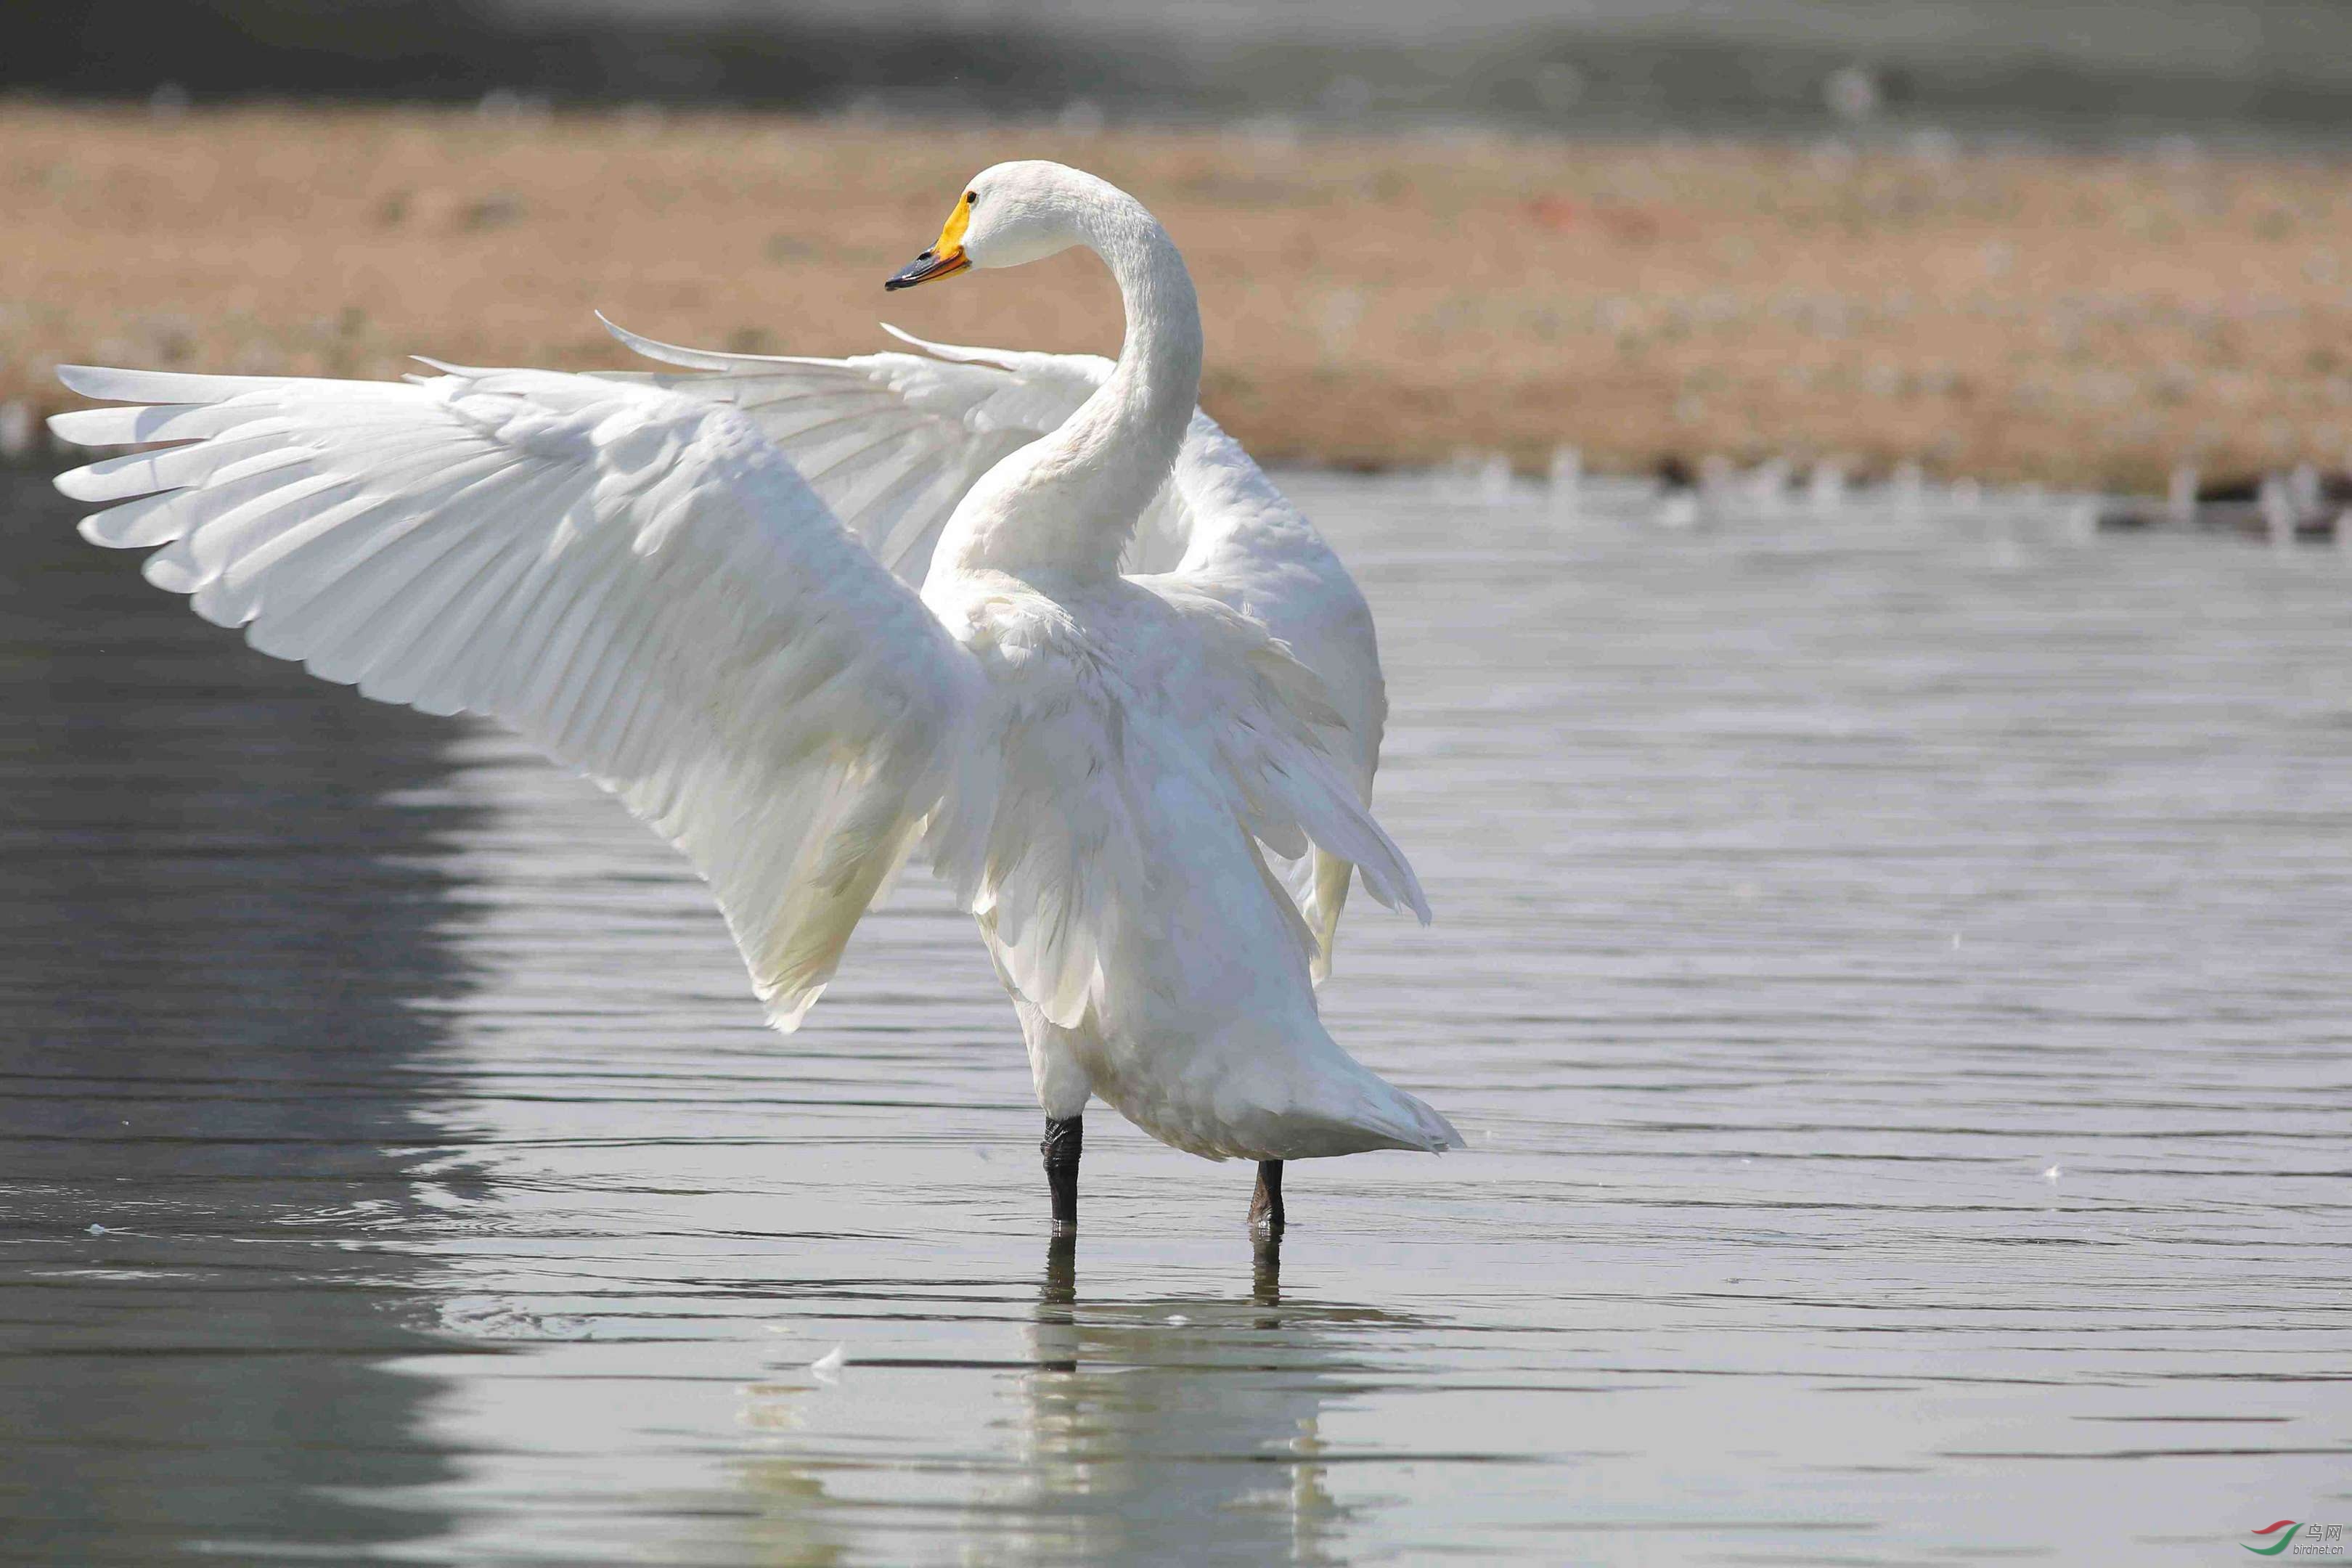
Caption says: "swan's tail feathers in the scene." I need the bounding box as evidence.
[1322,1062,1464,1155]
[1382,1087,1467,1154]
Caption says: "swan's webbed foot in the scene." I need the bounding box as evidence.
[1249,1159,1285,1236]
[1042,1115,1082,1234]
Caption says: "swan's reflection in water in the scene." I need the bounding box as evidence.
[969,1236,1381,1567]
[719,1237,1397,1567]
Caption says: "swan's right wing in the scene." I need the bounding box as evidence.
[52,363,984,1032]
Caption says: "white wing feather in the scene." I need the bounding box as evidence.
[51,363,984,1032]
[602,320,1399,977]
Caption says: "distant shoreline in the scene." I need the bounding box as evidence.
[7,103,2351,491]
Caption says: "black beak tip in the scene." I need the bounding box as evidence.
[885,249,963,292]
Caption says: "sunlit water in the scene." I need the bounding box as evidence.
[4,468,2348,1566]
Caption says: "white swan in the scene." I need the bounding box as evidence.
[49,160,1461,1233]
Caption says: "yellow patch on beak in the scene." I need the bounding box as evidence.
[885,195,974,291]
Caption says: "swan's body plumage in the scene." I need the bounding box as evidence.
[603,319,1388,980]
[52,160,1459,1175]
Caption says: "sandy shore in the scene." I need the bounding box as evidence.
[7,103,2352,489]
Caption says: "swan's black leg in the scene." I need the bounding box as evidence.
[1042,1115,1082,1233]
[1249,1159,1285,1236]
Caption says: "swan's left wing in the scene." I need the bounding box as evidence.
[1152,417,1393,980]
[1135,581,1428,934]
[51,363,984,1032]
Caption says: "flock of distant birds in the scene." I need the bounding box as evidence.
[1437,441,2352,546]
[2102,465,2352,544]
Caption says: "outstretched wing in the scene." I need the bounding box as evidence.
[604,321,1399,976]
[51,363,984,1032]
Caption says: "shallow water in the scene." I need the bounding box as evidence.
[4,467,2349,1566]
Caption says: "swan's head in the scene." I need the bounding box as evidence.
[884,161,1100,291]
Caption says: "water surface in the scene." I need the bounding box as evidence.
[4,469,2348,1565]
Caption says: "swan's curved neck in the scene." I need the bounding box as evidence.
[944,195,1201,581]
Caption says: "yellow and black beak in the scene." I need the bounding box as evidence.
[884,193,974,290]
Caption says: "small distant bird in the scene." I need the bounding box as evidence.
[52,161,1459,1237]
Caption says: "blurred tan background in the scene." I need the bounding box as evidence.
[11,3,2352,489]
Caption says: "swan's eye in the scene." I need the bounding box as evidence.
[965,191,979,207]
